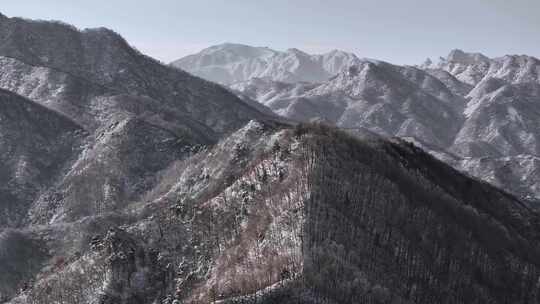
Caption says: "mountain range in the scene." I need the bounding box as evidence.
[171,43,362,85]
[1,13,540,304]
[175,43,540,204]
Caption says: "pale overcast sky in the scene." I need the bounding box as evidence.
[2,0,539,64]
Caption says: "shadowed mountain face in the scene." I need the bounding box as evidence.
[0,14,280,228]
[1,14,540,304]
[0,89,85,228]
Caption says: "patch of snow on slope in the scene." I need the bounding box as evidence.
[507,106,524,124]
[464,98,483,117]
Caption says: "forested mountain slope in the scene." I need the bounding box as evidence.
[1,13,540,304]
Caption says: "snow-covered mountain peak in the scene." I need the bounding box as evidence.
[498,53,540,64]
[425,50,540,86]
[318,49,357,61]
[307,61,380,95]
[177,43,278,71]
[171,44,360,84]
[206,43,276,58]
[446,49,490,65]
[317,50,362,75]
[323,49,346,56]
[285,47,309,56]
[231,48,540,201]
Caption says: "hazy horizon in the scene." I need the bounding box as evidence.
[2,0,539,64]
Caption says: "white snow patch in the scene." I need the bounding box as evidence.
[507,106,524,124]
[464,98,482,117]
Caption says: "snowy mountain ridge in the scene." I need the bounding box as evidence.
[423,49,540,85]
[171,43,361,84]
[229,49,540,202]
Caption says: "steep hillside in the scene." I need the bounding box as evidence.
[0,16,274,134]
[453,81,540,157]
[5,123,540,304]
[296,124,540,304]
[0,89,85,228]
[0,14,283,228]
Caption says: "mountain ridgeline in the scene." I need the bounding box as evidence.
[0,13,540,304]
[171,43,362,85]
[178,43,540,204]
